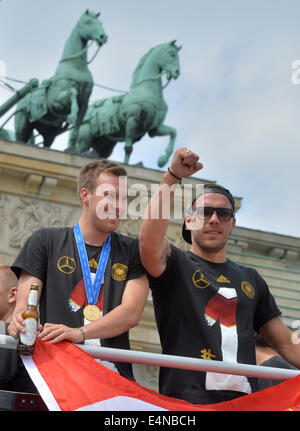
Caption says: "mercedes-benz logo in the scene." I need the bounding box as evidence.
[57,256,76,274]
[192,270,210,288]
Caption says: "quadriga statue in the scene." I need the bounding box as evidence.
[71,41,181,167]
[14,10,107,149]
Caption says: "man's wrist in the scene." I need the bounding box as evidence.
[162,170,181,186]
[77,327,86,342]
[167,168,182,185]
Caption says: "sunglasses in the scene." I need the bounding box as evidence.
[193,206,234,222]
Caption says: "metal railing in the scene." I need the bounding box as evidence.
[1,334,299,381]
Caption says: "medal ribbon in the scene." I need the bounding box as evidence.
[74,222,111,306]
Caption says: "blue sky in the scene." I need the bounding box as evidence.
[1,0,300,238]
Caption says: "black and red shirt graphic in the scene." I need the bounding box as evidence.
[150,244,281,405]
[12,227,145,380]
[204,287,251,394]
[68,245,104,317]
[69,277,104,315]
[12,227,144,324]
[205,287,237,327]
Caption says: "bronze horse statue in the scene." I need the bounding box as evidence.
[14,10,107,148]
[72,41,181,167]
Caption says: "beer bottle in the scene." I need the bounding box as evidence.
[18,284,39,355]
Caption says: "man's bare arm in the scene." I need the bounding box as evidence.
[139,148,203,277]
[260,316,300,369]
[38,273,149,343]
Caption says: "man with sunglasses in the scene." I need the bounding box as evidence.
[139,147,300,405]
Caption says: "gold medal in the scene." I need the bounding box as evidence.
[83,305,101,321]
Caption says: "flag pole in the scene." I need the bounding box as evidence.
[1,335,299,381]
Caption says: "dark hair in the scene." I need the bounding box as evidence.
[77,159,127,197]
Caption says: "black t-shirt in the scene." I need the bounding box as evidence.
[11,227,145,380]
[149,245,281,405]
[257,356,297,391]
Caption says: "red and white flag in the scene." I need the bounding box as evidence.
[21,339,300,411]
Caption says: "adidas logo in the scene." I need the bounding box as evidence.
[89,258,98,270]
[217,275,230,283]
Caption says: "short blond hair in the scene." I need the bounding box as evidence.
[77,159,127,197]
[0,265,18,291]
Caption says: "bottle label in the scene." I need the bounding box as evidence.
[28,290,38,306]
[20,318,37,346]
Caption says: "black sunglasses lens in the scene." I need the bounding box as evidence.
[203,207,214,218]
[196,207,233,221]
[216,208,232,221]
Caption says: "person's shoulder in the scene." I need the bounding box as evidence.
[39,226,72,236]
[226,258,257,274]
[111,232,139,247]
[160,243,187,272]
[265,355,297,370]
[169,243,187,257]
[226,258,264,281]
[28,226,73,243]
[31,226,71,234]
[45,226,73,235]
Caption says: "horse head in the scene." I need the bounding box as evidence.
[78,9,108,47]
[157,40,181,81]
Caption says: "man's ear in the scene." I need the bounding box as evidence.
[184,211,193,230]
[230,217,236,233]
[80,187,89,204]
[8,287,17,305]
